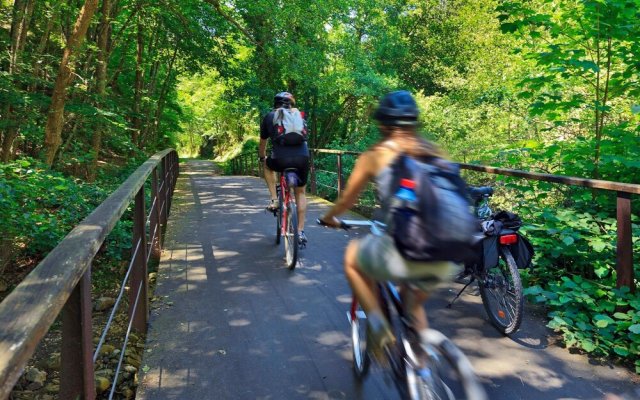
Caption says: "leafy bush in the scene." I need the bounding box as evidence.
[525,279,640,373]
[0,158,107,260]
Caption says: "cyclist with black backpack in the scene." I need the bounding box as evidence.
[259,91,310,245]
[319,90,475,363]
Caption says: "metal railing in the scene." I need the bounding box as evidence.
[0,149,179,399]
[230,149,638,292]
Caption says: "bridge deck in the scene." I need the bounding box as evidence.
[137,160,637,400]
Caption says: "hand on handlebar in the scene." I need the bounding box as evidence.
[317,216,349,230]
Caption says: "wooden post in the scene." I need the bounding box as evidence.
[309,151,317,195]
[130,187,149,332]
[337,153,343,197]
[60,269,95,400]
[616,192,634,293]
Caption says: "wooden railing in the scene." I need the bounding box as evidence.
[0,149,179,399]
[231,149,638,292]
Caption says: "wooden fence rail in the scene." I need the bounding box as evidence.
[231,149,638,293]
[0,149,179,400]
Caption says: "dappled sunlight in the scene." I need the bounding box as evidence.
[224,285,266,294]
[212,249,239,259]
[335,294,352,304]
[228,319,251,327]
[315,331,349,347]
[281,312,308,322]
[288,273,322,286]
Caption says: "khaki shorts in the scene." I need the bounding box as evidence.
[356,233,461,293]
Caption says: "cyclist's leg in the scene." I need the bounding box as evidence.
[402,288,430,332]
[264,157,279,209]
[294,156,309,231]
[344,239,394,362]
[294,185,307,241]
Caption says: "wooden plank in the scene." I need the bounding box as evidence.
[459,163,640,195]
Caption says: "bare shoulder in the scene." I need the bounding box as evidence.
[362,143,397,175]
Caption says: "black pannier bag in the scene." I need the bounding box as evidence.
[478,211,534,270]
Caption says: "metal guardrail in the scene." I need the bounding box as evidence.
[0,149,179,399]
[231,149,638,293]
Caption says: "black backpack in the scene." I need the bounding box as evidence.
[385,154,477,263]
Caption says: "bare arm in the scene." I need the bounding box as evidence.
[259,138,267,159]
[321,152,375,225]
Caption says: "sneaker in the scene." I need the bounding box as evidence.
[266,199,278,212]
[366,312,395,367]
[299,231,308,247]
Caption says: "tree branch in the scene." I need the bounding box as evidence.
[204,0,261,47]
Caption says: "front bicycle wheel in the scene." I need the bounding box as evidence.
[284,199,299,270]
[347,299,370,379]
[414,329,487,400]
[478,247,523,335]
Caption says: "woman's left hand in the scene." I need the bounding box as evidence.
[318,215,342,228]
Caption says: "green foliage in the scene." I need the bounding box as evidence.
[0,158,106,260]
[525,278,640,372]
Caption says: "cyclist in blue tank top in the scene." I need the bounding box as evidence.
[259,92,310,245]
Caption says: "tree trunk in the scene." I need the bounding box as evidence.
[43,0,100,167]
[88,0,112,182]
[150,46,178,142]
[1,0,35,162]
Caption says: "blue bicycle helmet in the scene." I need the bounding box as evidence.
[373,90,419,126]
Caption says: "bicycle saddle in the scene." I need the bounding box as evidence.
[283,169,300,187]
[468,186,493,203]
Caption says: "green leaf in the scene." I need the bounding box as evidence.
[632,105,640,114]
[629,324,640,334]
[593,267,609,279]
[581,339,597,352]
[589,239,606,252]
[613,312,631,320]
[562,236,575,245]
[594,314,615,328]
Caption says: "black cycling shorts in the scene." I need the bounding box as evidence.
[266,155,310,186]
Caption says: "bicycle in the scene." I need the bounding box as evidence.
[270,168,301,270]
[448,186,525,335]
[318,218,487,400]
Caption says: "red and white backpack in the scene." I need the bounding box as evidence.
[273,107,308,146]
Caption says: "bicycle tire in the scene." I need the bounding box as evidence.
[478,247,523,335]
[275,191,283,245]
[348,303,370,379]
[417,329,487,400]
[284,198,299,270]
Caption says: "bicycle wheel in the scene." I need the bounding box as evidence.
[348,300,370,379]
[415,329,487,400]
[275,190,283,245]
[478,247,523,335]
[284,198,299,270]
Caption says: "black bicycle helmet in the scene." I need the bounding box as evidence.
[373,90,419,126]
[274,91,295,108]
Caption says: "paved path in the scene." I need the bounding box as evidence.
[137,160,638,400]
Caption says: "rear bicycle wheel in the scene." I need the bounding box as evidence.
[478,247,523,335]
[348,300,370,379]
[275,190,283,245]
[284,198,299,270]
